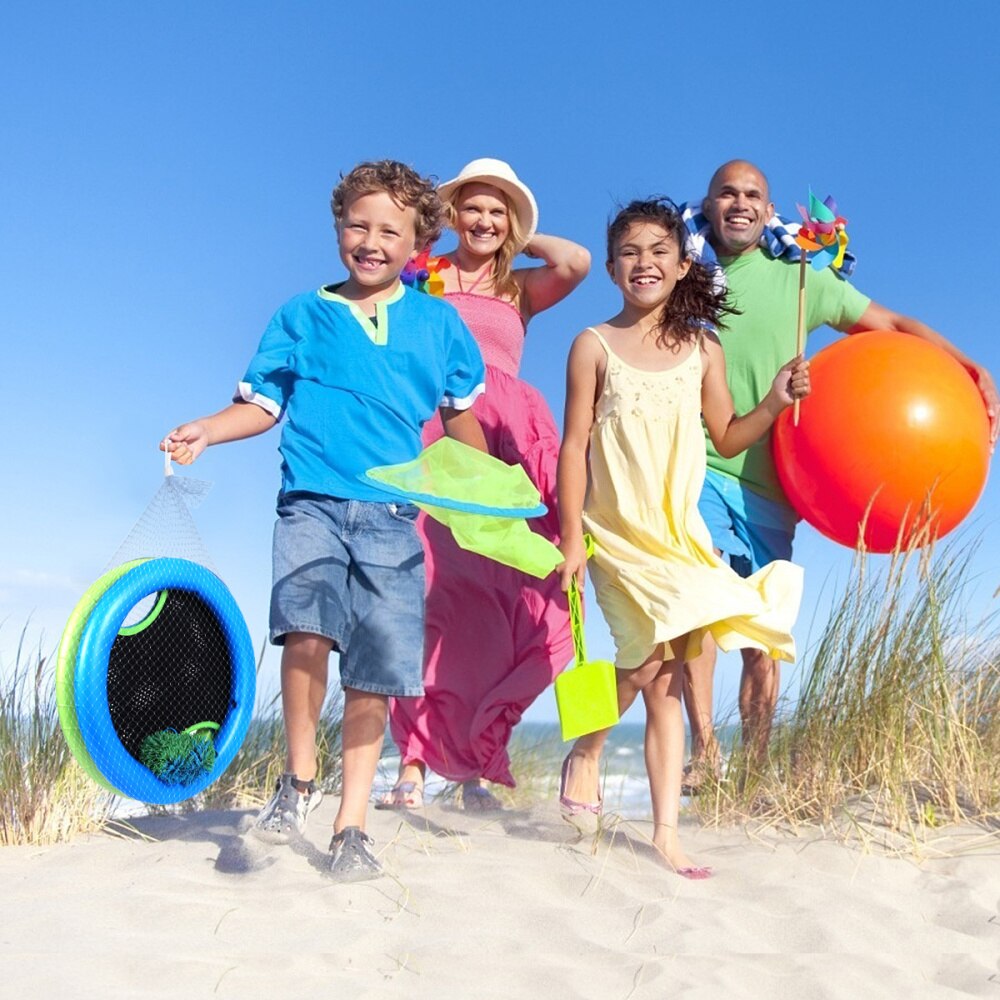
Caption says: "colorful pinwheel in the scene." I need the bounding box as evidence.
[400,248,452,295]
[795,190,849,271]
[792,189,849,425]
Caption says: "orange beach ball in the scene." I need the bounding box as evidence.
[772,330,991,552]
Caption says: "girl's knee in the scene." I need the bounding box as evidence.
[643,678,681,709]
[643,661,684,699]
[623,663,658,692]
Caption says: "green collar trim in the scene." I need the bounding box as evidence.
[318,282,405,346]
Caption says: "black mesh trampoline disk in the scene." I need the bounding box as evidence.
[106,589,234,760]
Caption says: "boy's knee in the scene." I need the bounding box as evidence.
[282,632,335,659]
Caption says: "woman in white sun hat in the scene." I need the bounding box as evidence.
[380,158,590,812]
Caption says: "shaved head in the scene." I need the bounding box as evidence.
[702,160,774,256]
[707,160,770,201]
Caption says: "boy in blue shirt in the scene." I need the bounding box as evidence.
[163,160,487,880]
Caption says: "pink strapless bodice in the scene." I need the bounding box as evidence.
[445,292,525,377]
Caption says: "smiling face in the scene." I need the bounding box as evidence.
[702,161,774,256]
[608,221,691,311]
[336,190,419,294]
[452,182,512,259]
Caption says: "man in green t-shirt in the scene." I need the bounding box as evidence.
[683,160,999,783]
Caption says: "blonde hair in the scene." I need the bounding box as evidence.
[331,160,444,247]
[445,184,525,305]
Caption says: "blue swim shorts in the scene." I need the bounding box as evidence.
[270,492,425,697]
[697,469,798,578]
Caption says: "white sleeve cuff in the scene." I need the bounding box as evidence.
[441,381,485,411]
[235,381,282,420]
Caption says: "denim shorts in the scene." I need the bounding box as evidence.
[270,492,425,697]
[697,469,798,578]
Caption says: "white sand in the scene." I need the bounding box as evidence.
[2,798,998,999]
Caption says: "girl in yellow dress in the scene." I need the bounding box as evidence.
[556,198,810,878]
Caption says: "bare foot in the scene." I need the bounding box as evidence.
[652,824,712,879]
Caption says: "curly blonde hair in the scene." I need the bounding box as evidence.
[444,184,525,306]
[331,160,444,247]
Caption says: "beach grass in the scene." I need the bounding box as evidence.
[694,530,1000,843]
[433,727,566,810]
[7,527,998,849]
[0,630,115,845]
[0,632,345,838]
[195,687,344,812]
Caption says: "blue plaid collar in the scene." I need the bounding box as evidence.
[679,202,857,279]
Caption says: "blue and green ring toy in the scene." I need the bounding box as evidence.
[56,557,255,804]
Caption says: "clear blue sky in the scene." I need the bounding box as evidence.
[3,2,997,724]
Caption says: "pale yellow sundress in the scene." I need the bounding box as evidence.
[581,329,803,669]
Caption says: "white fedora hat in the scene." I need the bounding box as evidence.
[438,158,538,250]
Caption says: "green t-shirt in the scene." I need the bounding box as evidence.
[706,249,871,503]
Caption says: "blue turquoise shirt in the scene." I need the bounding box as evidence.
[237,283,486,500]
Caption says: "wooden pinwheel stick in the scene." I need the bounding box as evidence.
[794,249,807,426]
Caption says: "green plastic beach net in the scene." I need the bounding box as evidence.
[364,438,563,579]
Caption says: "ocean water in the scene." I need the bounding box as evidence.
[378,720,739,820]
[512,720,653,817]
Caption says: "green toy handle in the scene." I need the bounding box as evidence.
[568,579,586,668]
[567,534,596,669]
[182,721,220,741]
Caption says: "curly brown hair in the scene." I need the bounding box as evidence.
[331,160,444,248]
[606,197,739,347]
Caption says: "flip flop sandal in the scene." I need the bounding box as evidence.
[558,754,602,817]
[374,780,424,810]
[676,865,714,880]
[461,784,504,813]
[680,760,720,796]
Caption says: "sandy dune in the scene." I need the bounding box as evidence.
[2,797,998,999]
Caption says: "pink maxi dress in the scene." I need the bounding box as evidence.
[387,290,573,786]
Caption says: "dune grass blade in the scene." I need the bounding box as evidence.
[0,630,115,845]
[193,689,344,812]
[2,629,346,834]
[696,533,1000,842]
[432,726,566,810]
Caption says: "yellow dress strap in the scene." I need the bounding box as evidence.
[585,326,613,356]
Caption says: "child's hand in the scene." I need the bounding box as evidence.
[557,534,588,592]
[771,357,811,407]
[161,423,209,465]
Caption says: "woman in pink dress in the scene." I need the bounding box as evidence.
[379,158,590,811]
